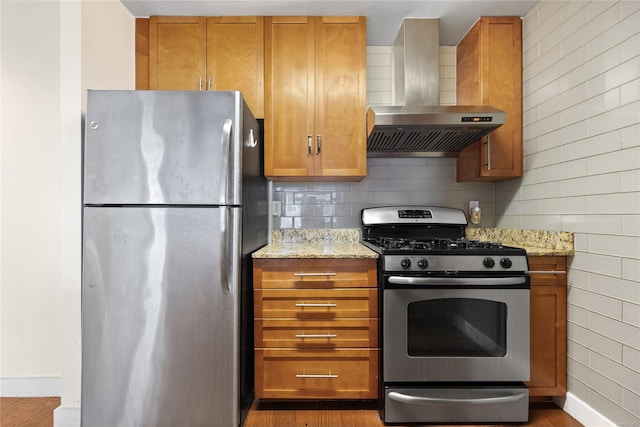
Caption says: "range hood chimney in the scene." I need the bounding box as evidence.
[366,18,506,157]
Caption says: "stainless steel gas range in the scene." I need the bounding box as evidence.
[361,206,530,424]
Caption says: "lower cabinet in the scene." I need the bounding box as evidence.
[527,256,568,398]
[253,258,378,399]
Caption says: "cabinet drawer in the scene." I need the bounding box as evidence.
[255,318,378,348]
[254,288,378,318]
[255,349,378,399]
[528,256,567,286]
[254,258,377,289]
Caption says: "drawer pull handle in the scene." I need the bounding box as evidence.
[295,303,337,307]
[296,372,338,379]
[295,333,337,338]
[293,272,337,277]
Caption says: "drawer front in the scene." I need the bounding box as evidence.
[528,256,567,286]
[255,318,379,348]
[254,258,377,289]
[255,349,379,399]
[254,288,378,318]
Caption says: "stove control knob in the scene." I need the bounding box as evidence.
[400,258,412,269]
[500,258,513,269]
[483,257,496,268]
[417,258,429,269]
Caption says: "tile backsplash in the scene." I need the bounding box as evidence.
[271,46,496,229]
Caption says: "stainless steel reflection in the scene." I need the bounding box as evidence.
[384,386,530,423]
[81,90,267,427]
[383,287,530,382]
[366,19,507,156]
[83,90,243,206]
[82,207,239,426]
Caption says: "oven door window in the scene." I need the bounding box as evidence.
[407,298,507,357]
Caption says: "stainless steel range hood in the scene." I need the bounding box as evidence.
[367,19,506,157]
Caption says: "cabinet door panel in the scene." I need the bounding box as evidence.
[254,258,377,289]
[149,16,206,90]
[255,349,378,399]
[206,17,264,118]
[456,17,522,181]
[527,256,567,397]
[315,17,367,178]
[265,17,315,177]
[255,318,378,348]
[484,20,522,175]
[254,288,378,318]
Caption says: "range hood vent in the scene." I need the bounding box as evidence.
[366,19,506,157]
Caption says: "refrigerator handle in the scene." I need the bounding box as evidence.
[219,207,240,295]
[219,207,230,294]
[221,119,233,204]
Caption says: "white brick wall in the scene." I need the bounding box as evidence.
[272,45,494,229]
[497,1,640,424]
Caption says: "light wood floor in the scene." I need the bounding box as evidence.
[0,397,583,427]
[0,397,59,427]
[243,400,584,427]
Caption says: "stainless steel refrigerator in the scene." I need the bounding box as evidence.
[81,90,267,427]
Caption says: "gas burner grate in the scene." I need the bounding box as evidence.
[374,237,504,252]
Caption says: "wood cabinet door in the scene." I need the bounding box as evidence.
[526,256,567,397]
[149,16,206,90]
[206,17,264,118]
[264,16,367,180]
[456,17,523,181]
[314,17,367,179]
[264,16,316,178]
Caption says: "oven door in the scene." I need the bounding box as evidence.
[383,279,529,382]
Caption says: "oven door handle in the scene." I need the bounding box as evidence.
[387,276,527,286]
[388,391,527,406]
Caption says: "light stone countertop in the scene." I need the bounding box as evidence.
[466,228,574,256]
[252,229,378,259]
[252,227,575,259]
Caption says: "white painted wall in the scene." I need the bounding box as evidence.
[1,0,62,396]
[0,0,134,417]
[497,1,640,425]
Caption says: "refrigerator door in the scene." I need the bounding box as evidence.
[81,206,241,427]
[83,90,246,206]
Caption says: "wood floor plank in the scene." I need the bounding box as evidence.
[0,397,583,427]
[243,401,584,427]
[0,397,60,427]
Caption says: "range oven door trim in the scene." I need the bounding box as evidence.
[383,286,530,383]
[383,385,530,424]
[388,275,527,287]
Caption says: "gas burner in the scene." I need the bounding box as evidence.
[375,237,504,252]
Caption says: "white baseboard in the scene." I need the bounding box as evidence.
[0,377,60,397]
[556,392,616,427]
[53,406,81,427]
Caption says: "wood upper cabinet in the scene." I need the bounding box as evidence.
[139,16,264,118]
[148,16,206,90]
[527,256,568,398]
[456,17,523,181]
[264,16,367,181]
[205,17,264,118]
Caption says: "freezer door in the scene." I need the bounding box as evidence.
[81,206,241,427]
[84,90,248,206]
